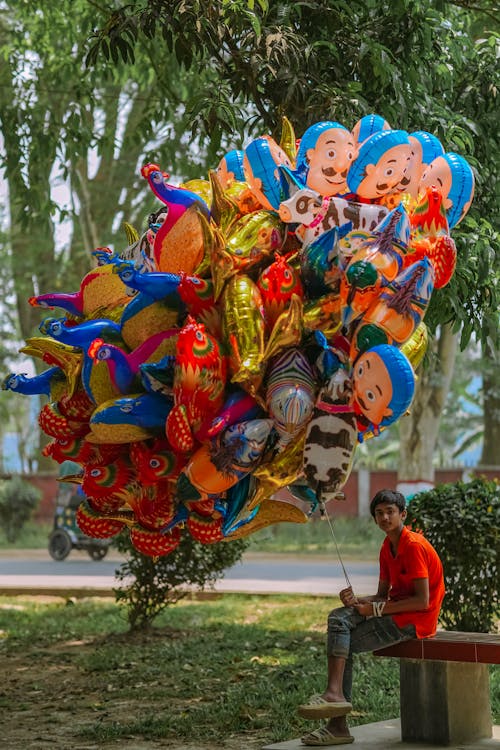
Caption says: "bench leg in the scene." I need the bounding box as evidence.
[399,659,492,745]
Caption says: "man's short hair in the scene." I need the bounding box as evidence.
[370,489,406,517]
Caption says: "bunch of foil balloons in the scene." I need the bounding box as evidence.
[3,113,474,557]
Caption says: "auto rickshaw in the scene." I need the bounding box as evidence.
[48,481,111,561]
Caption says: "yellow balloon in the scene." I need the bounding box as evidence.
[222,275,265,395]
[401,321,428,370]
[262,293,303,363]
[279,115,297,166]
[224,497,307,540]
[180,178,212,206]
[249,432,307,510]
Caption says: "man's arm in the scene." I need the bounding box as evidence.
[340,579,390,606]
[353,578,430,617]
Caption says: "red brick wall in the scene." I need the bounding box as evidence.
[273,466,499,518]
[17,466,500,522]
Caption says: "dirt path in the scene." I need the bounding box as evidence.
[1,645,258,750]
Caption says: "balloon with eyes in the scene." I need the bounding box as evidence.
[2,367,66,400]
[28,250,134,319]
[407,186,457,289]
[88,392,173,444]
[81,456,135,513]
[42,436,125,467]
[141,163,211,275]
[257,254,304,334]
[302,344,415,501]
[129,437,186,486]
[39,316,125,405]
[88,328,179,396]
[176,418,273,501]
[351,344,415,439]
[110,257,220,337]
[295,120,355,197]
[165,317,227,454]
[278,165,389,248]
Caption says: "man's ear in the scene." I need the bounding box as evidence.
[365,163,375,175]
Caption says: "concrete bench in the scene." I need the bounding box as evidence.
[374,631,500,745]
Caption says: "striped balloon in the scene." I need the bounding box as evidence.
[265,348,316,449]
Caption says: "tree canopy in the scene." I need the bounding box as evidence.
[88,0,499,347]
[1,0,498,474]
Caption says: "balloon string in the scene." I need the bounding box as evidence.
[318,499,353,590]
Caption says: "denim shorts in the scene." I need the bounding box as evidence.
[327,605,416,659]
[326,606,416,701]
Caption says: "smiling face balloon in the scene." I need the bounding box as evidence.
[351,344,415,431]
[347,130,412,201]
[419,152,475,228]
[296,121,355,196]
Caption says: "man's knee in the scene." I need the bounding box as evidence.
[327,606,352,629]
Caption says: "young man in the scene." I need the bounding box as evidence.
[298,489,445,746]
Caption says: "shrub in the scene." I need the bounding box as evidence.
[113,529,249,631]
[0,476,41,543]
[407,477,500,632]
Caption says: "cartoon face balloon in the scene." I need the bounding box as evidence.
[243,136,292,211]
[347,130,413,201]
[351,114,391,145]
[217,149,246,189]
[418,152,475,228]
[351,344,415,431]
[296,121,355,196]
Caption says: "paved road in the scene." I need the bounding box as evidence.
[0,550,379,596]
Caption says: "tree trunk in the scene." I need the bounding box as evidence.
[479,338,500,466]
[398,324,458,484]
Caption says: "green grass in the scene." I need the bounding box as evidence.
[1,594,497,747]
[248,517,383,558]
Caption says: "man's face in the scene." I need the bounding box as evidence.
[419,156,453,209]
[305,128,355,196]
[352,351,393,425]
[355,143,413,199]
[373,501,406,532]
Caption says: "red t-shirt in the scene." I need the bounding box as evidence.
[379,526,445,638]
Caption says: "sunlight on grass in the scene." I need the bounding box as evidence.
[0,594,498,747]
[0,595,500,748]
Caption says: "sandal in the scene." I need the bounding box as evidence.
[298,694,353,719]
[301,725,354,746]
